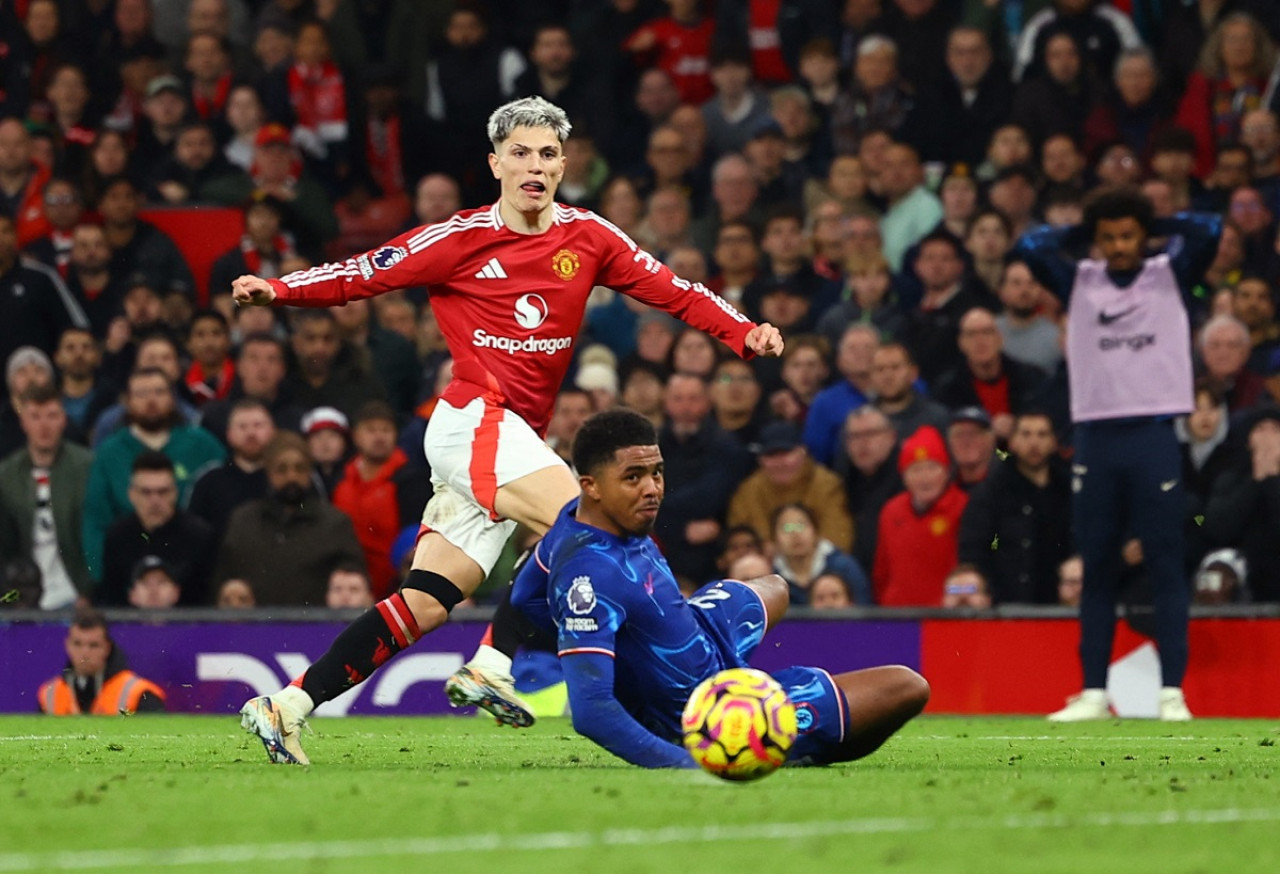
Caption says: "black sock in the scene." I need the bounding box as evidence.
[488,582,559,659]
[298,593,421,706]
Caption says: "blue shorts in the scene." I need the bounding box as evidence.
[687,581,851,766]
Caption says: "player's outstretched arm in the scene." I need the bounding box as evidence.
[231,275,277,306]
[562,652,697,769]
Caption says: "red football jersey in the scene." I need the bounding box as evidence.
[269,202,756,436]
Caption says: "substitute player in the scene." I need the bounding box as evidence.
[235,97,783,764]
[1013,187,1220,722]
[512,409,929,768]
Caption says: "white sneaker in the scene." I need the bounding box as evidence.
[444,664,535,727]
[239,695,311,764]
[1158,687,1193,721]
[1047,689,1111,722]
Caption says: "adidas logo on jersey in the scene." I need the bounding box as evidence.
[474,258,508,279]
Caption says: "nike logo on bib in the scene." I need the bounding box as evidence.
[1098,305,1139,326]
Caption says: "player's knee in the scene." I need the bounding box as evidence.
[401,570,465,620]
[892,666,930,714]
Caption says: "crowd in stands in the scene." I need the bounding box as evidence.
[2,0,1280,614]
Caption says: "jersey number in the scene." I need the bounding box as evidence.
[687,587,732,610]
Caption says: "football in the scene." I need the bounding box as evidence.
[681,667,798,781]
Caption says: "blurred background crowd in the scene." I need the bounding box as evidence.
[2,0,1280,617]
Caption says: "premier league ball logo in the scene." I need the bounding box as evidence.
[567,576,596,615]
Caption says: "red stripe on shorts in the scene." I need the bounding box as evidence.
[469,398,505,521]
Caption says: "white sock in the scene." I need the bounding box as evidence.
[274,684,315,718]
[469,643,513,676]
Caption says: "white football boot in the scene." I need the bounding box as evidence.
[1047,688,1111,722]
[1158,687,1193,721]
[445,664,536,727]
[240,694,311,764]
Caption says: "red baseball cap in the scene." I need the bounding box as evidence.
[255,123,292,148]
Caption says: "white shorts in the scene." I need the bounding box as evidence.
[420,396,566,574]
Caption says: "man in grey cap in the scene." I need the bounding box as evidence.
[2,346,58,458]
[946,405,998,492]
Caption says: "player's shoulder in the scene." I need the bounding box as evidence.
[554,203,637,249]
[401,204,502,253]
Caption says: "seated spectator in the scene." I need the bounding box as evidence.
[1011,30,1096,149]
[98,451,216,606]
[91,333,201,446]
[1231,274,1280,374]
[184,310,235,407]
[146,120,237,205]
[655,373,749,583]
[705,220,760,313]
[742,207,840,326]
[958,411,1073,604]
[940,564,993,610]
[284,309,388,421]
[133,74,190,171]
[1198,314,1264,411]
[37,608,165,715]
[770,503,871,606]
[188,398,275,543]
[1058,554,1083,607]
[82,367,226,582]
[770,334,830,424]
[325,563,375,610]
[54,327,103,438]
[727,421,854,553]
[994,260,1063,376]
[933,308,1047,442]
[873,425,969,606]
[332,401,425,600]
[63,223,132,339]
[198,333,303,444]
[809,573,854,610]
[0,213,87,369]
[302,406,350,498]
[903,230,993,384]
[127,555,183,610]
[223,84,267,172]
[701,47,771,158]
[871,342,950,441]
[621,362,667,430]
[986,164,1040,239]
[878,143,942,272]
[214,431,365,606]
[804,324,879,466]
[715,524,765,578]
[1177,380,1238,573]
[1,347,56,459]
[0,383,92,609]
[965,211,1015,299]
[1202,405,1280,603]
[26,177,85,272]
[947,406,999,491]
[708,357,764,448]
[1193,548,1250,605]
[815,255,907,349]
[97,175,196,305]
[330,298,420,419]
[546,389,594,467]
[216,577,257,609]
[0,118,53,247]
[574,359,619,412]
[837,405,904,573]
[831,36,914,160]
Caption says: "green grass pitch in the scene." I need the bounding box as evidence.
[0,715,1277,873]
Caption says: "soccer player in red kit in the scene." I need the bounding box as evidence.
[235,96,784,764]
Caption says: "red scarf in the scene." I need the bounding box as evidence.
[366,115,404,196]
[185,359,235,405]
[287,61,347,135]
[193,73,233,120]
[240,231,297,277]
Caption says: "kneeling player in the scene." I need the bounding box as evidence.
[511,409,929,768]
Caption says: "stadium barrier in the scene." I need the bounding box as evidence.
[4,607,1278,718]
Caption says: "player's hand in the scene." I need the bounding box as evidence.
[232,275,277,306]
[746,323,784,357]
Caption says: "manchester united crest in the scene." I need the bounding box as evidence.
[551,249,580,281]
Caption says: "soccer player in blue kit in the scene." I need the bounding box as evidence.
[510,409,929,768]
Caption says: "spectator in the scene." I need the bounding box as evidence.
[127,555,183,610]
[97,175,196,304]
[147,120,237,205]
[82,367,226,582]
[216,577,256,609]
[330,298,419,420]
[770,334,830,423]
[97,451,216,606]
[830,35,914,157]
[987,164,1041,239]
[223,83,266,171]
[804,324,878,466]
[1178,379,1238,574]
[1013,0,1141,86]
[37,608,165,715]
[770,502,871,606]
[903,26,1012,169]
[26,177,84,271]
[940,563,993,609]
[210,197,301,301]
[701,48,771,159]
[1057,554,1083,606]
[574,359,620,413]
[947,406,999,491]
[53,327,103,437]
[655,373,749,583]
[1231,274,1280,373]
[0,212,88,367]
[871,342,950,441]
[1226,186,1276,273]
[0,383,92,609]
[63,223,131,339]
[301,405,350,498]
[964,210,1014,298]
[1083,47,1171,161]
[546,389,594,467]
[873,425,969,606]
[715,523,765,578]
[325,563,375,610]
[903,230,993,384]
[708,356,764,448]
[836,404,903,573]
[184,310,234,407]
[276,19,349,190]
[188,398,274,543]
[92,333,201,446]
[0,117,53,247]
[214,431,365,606]
[333,400,425,600]
[1012,29,1098,149]
[994,260,1063,375]
[133,74,191,171]
[809,573,854,610]
[690,154,762,253]
[1240,108,1280,192]
[1192,548,1251,605]
[621,361,667,430]
[1198,313,1265,411]
[728,420,854,553]
[623,0,713,106]
[933,308,1047,441]
[1175,12,1278,179]
[284,309,388,421]
[199,333,303,444]
[1,347,56,459]
[958,411,1073,604]
[816,254,907,347]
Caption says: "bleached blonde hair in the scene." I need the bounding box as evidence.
[487,96,572,151]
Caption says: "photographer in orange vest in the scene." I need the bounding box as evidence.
[37,609,165,715]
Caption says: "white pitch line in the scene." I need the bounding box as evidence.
[0,808,1277,871]
[925,735,1213,742]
